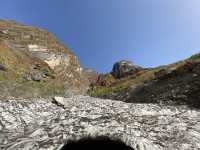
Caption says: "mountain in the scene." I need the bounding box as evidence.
[0,19,89,98]
[89,53,200,108]
[1,19,199,107]
[0,19,200,150]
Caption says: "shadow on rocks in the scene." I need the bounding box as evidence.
[61,136,134,150]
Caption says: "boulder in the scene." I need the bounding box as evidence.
[31,73,42,81]
[52,96,65,107]
[111,60,142,79]
[0,64,6,71]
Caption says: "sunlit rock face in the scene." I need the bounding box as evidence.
[28,44,65,69]
[111,60,143,79]
[0,96,200,150]
[0,19,89,97]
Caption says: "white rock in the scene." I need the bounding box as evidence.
[53,96,65,106]
[0,96,200,150]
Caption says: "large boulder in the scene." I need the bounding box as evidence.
[111,60,142,79]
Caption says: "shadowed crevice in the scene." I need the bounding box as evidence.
[61,136,134,150]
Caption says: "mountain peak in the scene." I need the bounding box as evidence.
[111,60,143,79]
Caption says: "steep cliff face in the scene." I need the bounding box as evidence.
[0,19,89,98]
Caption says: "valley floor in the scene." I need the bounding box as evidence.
[0,96,200,150]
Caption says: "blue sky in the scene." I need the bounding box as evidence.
[0,0,200,72]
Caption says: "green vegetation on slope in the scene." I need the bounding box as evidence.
[89,69,157,97]
[89,53,200,98]
[0,40,65,98]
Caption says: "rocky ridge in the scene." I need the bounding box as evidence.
[0,96,200,150]
[111,60,143,79]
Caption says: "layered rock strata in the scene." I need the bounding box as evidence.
[0,19,89,97]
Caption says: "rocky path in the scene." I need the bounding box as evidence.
[0,96,200,150]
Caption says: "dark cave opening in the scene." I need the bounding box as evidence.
[61,136,134,150]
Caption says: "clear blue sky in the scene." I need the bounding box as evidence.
[0,0,200,72]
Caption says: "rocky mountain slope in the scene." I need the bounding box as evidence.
[0,19,200,150]
[1,96,200,150]
[89,54,200,108]
[0,20,89,98]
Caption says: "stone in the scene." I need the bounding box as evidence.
[52,96,65,107]
[111,60,142,79]
[0,64,7,71]
[193,73,198,77]
[0,96,200,149]
[31,73,42,81]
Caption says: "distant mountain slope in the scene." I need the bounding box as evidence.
[89,53,200,108]
[0,19,89,98]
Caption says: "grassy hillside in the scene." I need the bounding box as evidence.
[89,53,200,107]
[89,69,156,97]
[0,40,65,98]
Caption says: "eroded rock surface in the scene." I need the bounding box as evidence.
[111,60,142,79]
[0,96,200,150]
[0,19,89,98]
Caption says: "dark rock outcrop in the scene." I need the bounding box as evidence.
[0,64,6,71]
[88,61,142,96]
[111,60,142,79]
